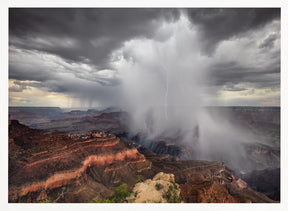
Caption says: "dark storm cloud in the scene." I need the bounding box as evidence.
[210,60,280,89]
[9,64,56,82]
[9,45,122,88]
[184,8,280,53]
[222,83,247,92]
[40,77,122,107]
[9,47,58,82]
[9,8,180,68]
[9,8,280,107]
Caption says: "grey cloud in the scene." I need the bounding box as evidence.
[222,83,247,92]
[209,61,280,89]
[184,8,280,53]
[9,63,56,82]
[41,78,121,108]
[9,86,25,92]
[9,46,121,88]
[9,81,28,92]
[9,8,180,68]
[259,33,279,49]
[9,47,58,82]
[8,8,280,107]
[9,80,44,92]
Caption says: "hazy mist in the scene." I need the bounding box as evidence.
[114,15,258,171]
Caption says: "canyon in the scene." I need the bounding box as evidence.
[8,106,280,203]
[9,119,150,202]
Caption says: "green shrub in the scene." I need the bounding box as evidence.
[92,183,130,203]
[112,183,130,203]
[155,183,164,190]
[136,175,143,183]
[92,197,115,203]
[39,199,51,203]
[166,185,182,203]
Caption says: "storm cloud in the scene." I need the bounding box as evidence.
[9,8,180,68]
[185,8,280,53]
[9,8,280,107]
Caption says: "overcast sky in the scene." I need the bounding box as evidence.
[9,8,280,108]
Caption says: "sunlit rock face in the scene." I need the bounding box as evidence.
[127,172,182,203]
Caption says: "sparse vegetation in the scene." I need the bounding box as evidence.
[92,197,115,203]
[155,183,164,190]
[39,199,52,203]
[92,183,131,203]
[136,174,143,183]
[165,185,182,203]
[112,183,131,202]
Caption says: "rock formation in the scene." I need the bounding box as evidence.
[137,147,277,203]
[9,120,277,203]
[127,172,182,203]
[9,120,150,202]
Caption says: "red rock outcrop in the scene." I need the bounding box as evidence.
[137,147,277,203]
[9,120,150,202]
[180,172,245,203]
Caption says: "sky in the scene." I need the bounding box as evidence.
[9,8,281,108]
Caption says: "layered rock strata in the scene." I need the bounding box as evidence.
[9,120,150,202]
[9,120,277,203]
[138,147,276,203]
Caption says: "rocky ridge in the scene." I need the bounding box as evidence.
[137,147,276,203]
[9,120,277,203]
[9,120,150,202]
